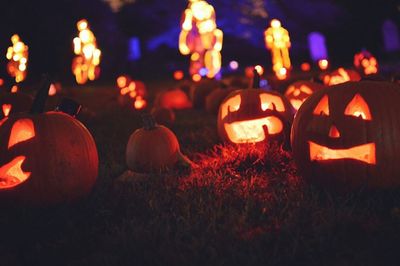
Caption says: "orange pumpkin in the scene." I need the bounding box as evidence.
[154,88,192,110]
[284,80,324,111]
[0,80,98,205]
[126,114,183,173]
[322,68,361,86]
[291,81,400,190]
[217,71,293,144]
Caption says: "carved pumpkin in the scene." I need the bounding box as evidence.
[205,84,236,114]
[217,71,293,144]
[322,68,361,86]
[284,81,324,111]
[291,81,400,190]
[0,80,98,205]
[126,114,186,173]
[0,91,33,119]
[154,88,192,110]
[354,50,378,76]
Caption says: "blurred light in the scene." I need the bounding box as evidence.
[255,65,264,76]
[128,37,141,61]
[134,96,147,110]
[192,73,201,82]
[301,62,311,72]
[199,67,208,76]
[229,60,239,70]
[318,59,329,70]
[48,84,57,96]
[11,85,18,93]
[276,67,287,80]
[0,79,4,86]
[173,70,184,80]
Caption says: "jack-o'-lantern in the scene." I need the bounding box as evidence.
[354,50,378,76]
[284,81,324,111]
[0,80,98,205]
[217,71,293,144]
[322,68,361,86]
[291,81,400,190]
[154,88,192,110]
[0,90,33,119]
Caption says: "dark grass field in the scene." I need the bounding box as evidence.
[1,80,400,266]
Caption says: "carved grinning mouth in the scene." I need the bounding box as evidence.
[309,141,376,165]
[0,156,31,189]
[224,116,283,144]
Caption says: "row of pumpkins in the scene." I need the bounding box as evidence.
[0,66,399,206]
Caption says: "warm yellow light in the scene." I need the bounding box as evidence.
[192,73,201,82]
[6,34,28,83]
[318,59,329,70]
[179,0,222,78]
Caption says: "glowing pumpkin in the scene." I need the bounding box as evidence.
[217,71,293,144]
[284,81,324,111]
[0,91,33,119]
[126,114,188,173]
[354,50,378,76]
[322,68,361,86]
[0,81,98,205]
[291,81,400,190]
[154,88,192,110]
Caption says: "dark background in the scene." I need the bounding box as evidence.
[0,0,398,83]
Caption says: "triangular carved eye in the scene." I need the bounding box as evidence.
[313,95,329,116]
[8,119,35,149]
[344,94,372,120]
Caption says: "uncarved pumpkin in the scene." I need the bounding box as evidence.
[126,114,181,173]
[291,81,400,190]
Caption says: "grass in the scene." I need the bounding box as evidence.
[1,80,400,266]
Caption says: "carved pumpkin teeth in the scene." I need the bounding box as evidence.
[0,156,31,189]
[308,141,376,165]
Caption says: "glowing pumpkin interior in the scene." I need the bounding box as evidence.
[309,93,376,164]
[285,85,314,110]
[221,93,285,144]
[2,104,12,117]
[0,119,35,189]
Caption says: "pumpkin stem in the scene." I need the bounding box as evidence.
[252,68,260,89]
[30,75,51,114]
[141,113,157,130]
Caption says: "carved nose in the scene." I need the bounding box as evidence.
[329,125,341,138]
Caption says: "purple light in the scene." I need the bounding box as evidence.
[229,60,239,70]
[308,32,328,62]
[199,68,208,76]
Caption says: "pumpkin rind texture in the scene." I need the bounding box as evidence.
[0,112,98,205]
[291,81,400,190]
[126,125,180,173]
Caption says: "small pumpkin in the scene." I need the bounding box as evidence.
[126,114,191,173]
[190,78,220,108]
[0,79,98,205]
[0,88,33,119]
[217,70,293,144]
[322,68,361,86]
[154,88,192,110]
[291,81,400,190]
[284,80,324,111]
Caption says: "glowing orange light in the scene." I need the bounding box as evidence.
[173,70,184,80]
[2,104,12,117]
[179,0,223,78]
[328,125,341,138]
[117,76,130,88]
[224,116,281,144]
[48,84,57,96]
[254,65,264,76]
[264,19,291,79]
[301,62,311,72]
[318,59,329,70]
[72,19,101,84]
[0,79,4,86]
[6,34,28,83]
[354,51,378,75]
[309,141,376,165]
[8,119,35,149]
[344,93,372,120]
[11,85,18,93]
[192,73,202,82]
[134,96,147,110]
[0,156,31,189]
[313,95,329,116]
[276,67,287,80]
